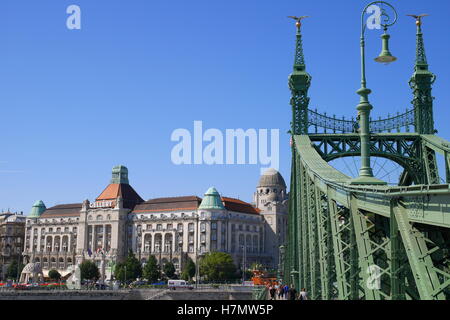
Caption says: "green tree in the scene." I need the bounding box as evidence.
[181,257,196,281]
[114,250,142,282]
[163,262,176,279]
[48,269,62,281]
[199,252,237,282]
[143,255,160,283]
[6,260,25,280]
[79,260,100,281]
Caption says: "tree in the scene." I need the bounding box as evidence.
[114,250,142,282]
[181,257,196,281]
[163,262,176,279]
[48,269,62,281]
[6,260,25,280]
[199,252,237,282]
[79,260,100,281]
[143,255,160,283]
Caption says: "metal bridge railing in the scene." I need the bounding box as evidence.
[307,108,415,134]
[252,286,267,300]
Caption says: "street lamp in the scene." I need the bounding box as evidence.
[350,1,398,185]
[194,213,200,289]
[241,245,247,285]
[277,245,285,282]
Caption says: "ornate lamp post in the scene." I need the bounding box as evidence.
[277,245,285,282]
[351,1,398,185]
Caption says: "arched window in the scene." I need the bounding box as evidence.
[96,215,103,221]
[88,215,93,221]
[144,234,152,253]
[46,236,53,251]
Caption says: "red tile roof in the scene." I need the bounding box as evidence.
[96,183,144,209]
[221,197,260,215]
[132,196,202,213]
[40,203,82,218]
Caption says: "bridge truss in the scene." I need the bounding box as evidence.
[282,8,450,300]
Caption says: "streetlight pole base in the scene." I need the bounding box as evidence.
[349,176,387,185]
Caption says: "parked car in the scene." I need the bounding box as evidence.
[130,280,147,286]
[167,279,194,290]
[94,282,110,290]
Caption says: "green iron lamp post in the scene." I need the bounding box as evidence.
[351,1,398,185]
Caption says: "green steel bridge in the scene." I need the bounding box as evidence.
[281,4,450,300]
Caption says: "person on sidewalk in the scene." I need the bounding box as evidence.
[288,284,297,300]
[299,288,308,300]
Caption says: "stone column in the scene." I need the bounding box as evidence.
[91,225,95,252]
[103,224,106,251]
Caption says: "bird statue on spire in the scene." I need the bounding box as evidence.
[288,15,309,29]
[407,14,429,26]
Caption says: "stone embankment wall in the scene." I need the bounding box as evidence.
[0,289,252,300]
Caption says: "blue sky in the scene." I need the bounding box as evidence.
[1,0,449,213]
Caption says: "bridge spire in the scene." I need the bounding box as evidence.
[288,16,312,135]
[408,14,436,134]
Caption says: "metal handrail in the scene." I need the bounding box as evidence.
[307,108,415,133]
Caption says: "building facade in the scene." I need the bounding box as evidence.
[23,166,288,279]
[0,212,26,280]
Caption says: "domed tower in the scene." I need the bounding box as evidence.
[199,187,225,210]
[254,169,288,269]
[29,200,46,218]
[254,168,288,210]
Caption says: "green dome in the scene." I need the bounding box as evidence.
[198,187,225,210]
[29,200,46,218]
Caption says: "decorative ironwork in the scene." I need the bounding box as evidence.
[289,16,312,135]
[307,108,415,134]
[283,1,450,302]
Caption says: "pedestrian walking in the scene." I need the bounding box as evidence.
[269,285,277,300]
[288,284,297,300]
[283,284,289,300]
[299,288,308,300]
[278,285,284,300]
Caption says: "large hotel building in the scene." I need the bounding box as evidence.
[23,166,288,278]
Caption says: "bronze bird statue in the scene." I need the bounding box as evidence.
[288,15,309,28]
[407,14,429,26]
